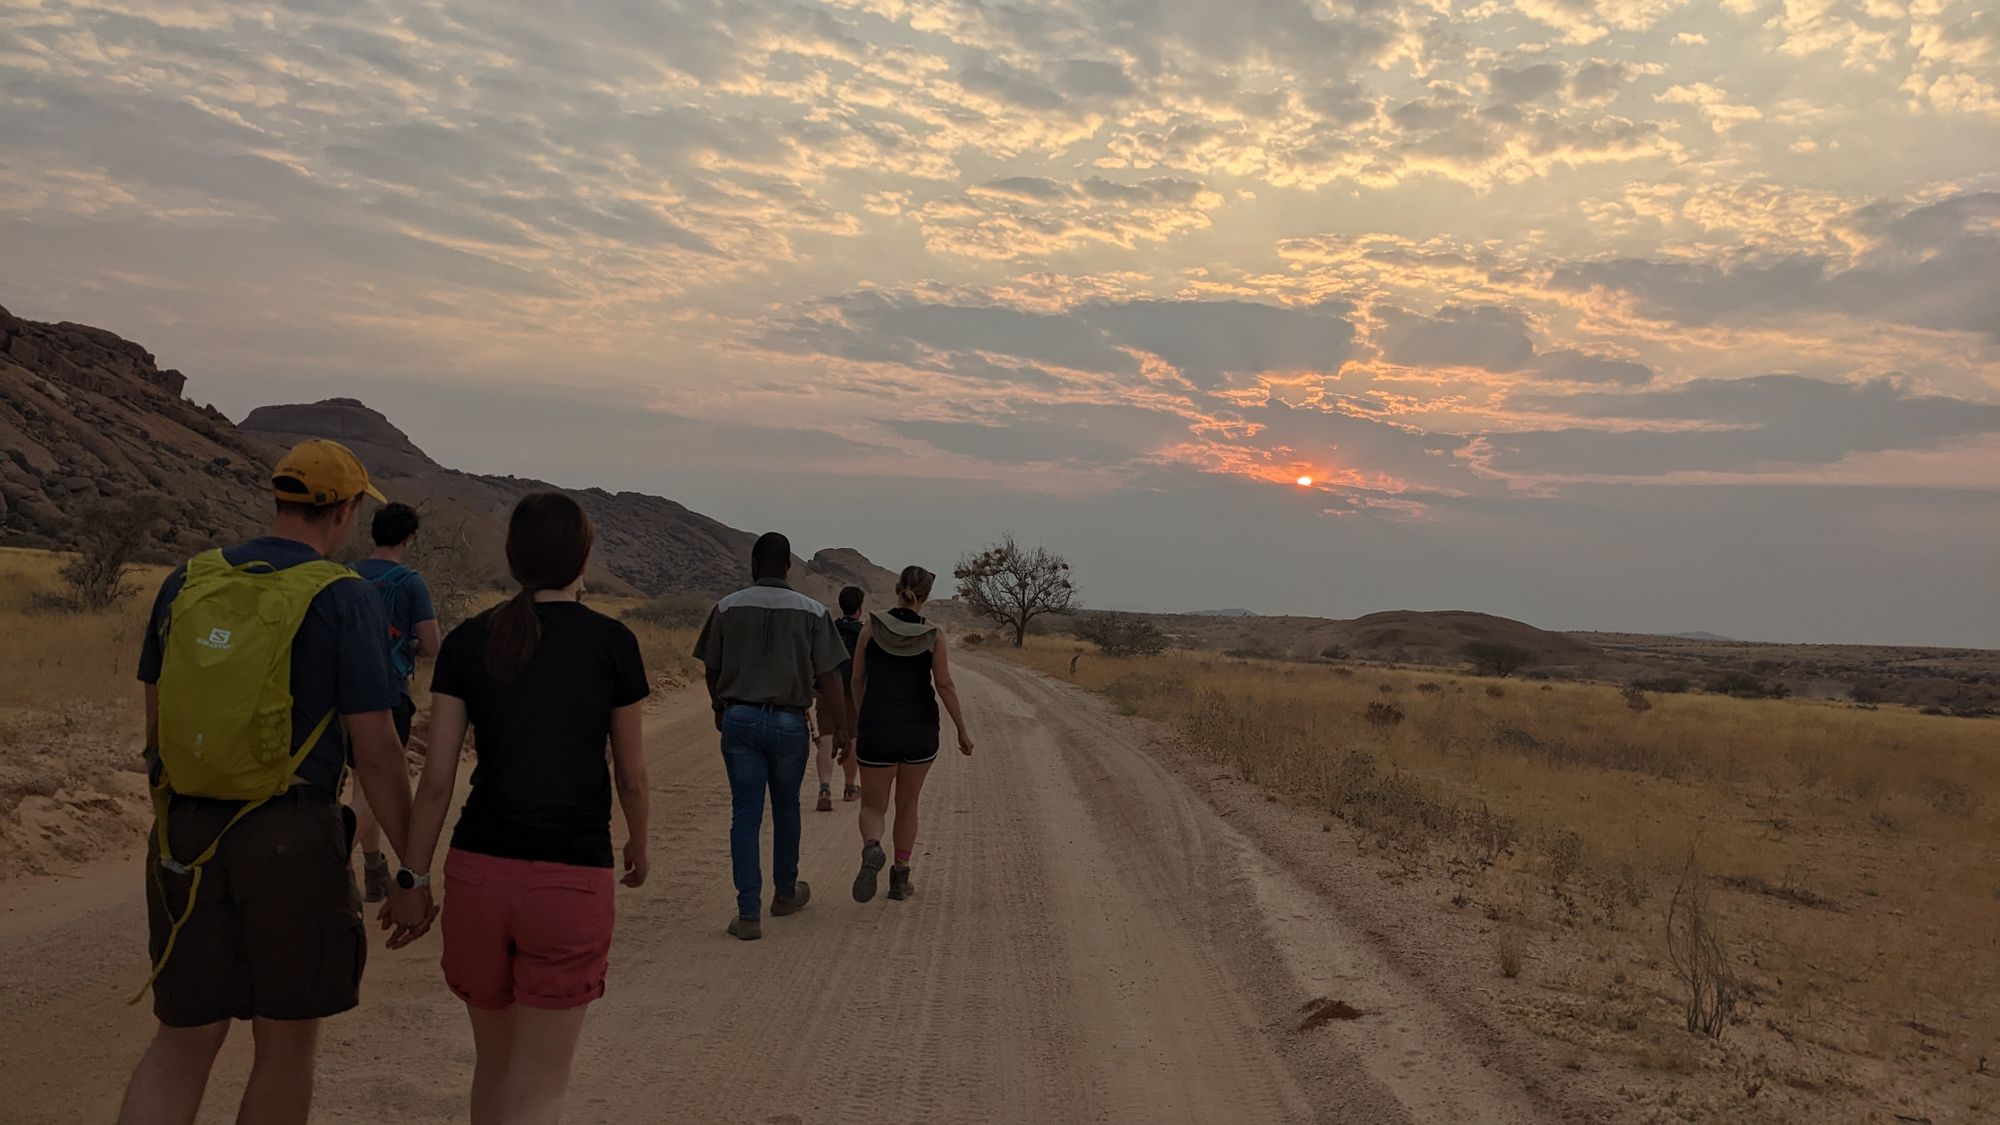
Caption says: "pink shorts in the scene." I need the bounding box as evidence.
[440,848,616,1010]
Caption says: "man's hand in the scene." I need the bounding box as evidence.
[622,837,649,888]
[712,705,724,732]
[379,882,437,949]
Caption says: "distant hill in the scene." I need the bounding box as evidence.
[1188,608,1255,617]
[1132,607,1604,669]
[1668,630,1737,642]
[0,304,896,605]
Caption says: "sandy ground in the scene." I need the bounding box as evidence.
[0,654,1548,1124]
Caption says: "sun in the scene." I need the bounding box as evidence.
[1295,475,1313,487]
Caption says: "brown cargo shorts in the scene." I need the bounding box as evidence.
[144,787,366,1027]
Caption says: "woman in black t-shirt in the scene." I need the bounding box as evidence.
[401,492,651,1124]
[849,565,973,904]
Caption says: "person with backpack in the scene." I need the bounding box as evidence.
[399,492,651,1124]
[116,440,435,1125]
[850,566,973,904]
[350,501,442,903]
[813,585,866,812]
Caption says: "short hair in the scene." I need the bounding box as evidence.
[372,502,421,547]
[751,532,791,576]
[274,492,355,524]
[838,585,865,616]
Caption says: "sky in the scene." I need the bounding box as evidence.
[2,0,1997,645]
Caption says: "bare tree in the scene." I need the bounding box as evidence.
[58,495,164,609]
[1665,846,1737,1038]
[954,533,1076,647]
[406,518,499,628]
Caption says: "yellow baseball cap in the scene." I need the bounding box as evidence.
[272,439,387,506]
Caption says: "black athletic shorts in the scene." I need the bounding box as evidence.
[145,787,365,1027]
[854,720,940,769]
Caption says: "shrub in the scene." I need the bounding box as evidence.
[1485,684,1505,699]
[56,496,164,610]
[1666,849,1737,1038]
[624,590,714,630]
[1923,776,1977,817]
[1416,682,1444,694]
[1706,670,1786,699]
[1464,641,1533,677]
[961,632,985,646]
[1623,686,1652,714]
[1378,682,1396,693]
[1320,644,1348,660]
[1074,611,1170,657]
[1364,701,1405,727]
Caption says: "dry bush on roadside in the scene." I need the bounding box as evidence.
[1485,684,1505,699]
[1622,686,1652,714]
[1497,928,1524,978]
[623,589,714,630]
[1416,681,1444,694]
[1364,701,1404,727]
[405,519,501,628]
[1665,848,1736,1038]
[55,496,164,610]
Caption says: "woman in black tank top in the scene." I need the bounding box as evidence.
[848,566,973,903]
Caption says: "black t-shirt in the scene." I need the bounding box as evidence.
[431,601,650,867]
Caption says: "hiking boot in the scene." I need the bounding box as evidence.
[362,852,390,904]
[727,916,762,941]
[771,880,813,917]
[853,842,886,903]
[888,866,915,901]
[816,785,833,813]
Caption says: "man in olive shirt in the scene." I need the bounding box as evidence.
[694,532,851,940]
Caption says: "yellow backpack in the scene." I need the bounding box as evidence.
[136,550,359,1001]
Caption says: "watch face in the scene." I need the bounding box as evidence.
[395,868,415,890]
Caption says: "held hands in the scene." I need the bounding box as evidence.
[378,882,438,950]
[622,838,649,888]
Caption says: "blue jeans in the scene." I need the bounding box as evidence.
[719,706,811,920]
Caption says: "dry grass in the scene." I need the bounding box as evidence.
[1008,637,2000,1116]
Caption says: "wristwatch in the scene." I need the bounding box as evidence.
[395,868,431,890]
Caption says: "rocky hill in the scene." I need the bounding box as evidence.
[0,304,897,604]
[0,303,276,556]
[1135,607,1606,672]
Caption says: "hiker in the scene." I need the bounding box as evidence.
[350,500,441,903]
[400,492,651,1125]
[116,440,433,1125]
[851,566,974,904]
[694,532,851,940]
[814,585,866,812]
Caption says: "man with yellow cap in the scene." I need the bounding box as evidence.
[116,440,434,1125]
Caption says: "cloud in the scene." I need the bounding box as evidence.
[1375,304,1535,372]
[915,176,1225,259]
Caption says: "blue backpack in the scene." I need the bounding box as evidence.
[360,564,420,680]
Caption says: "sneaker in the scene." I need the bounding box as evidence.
[727,916,762,941]
[771,880,813,917]
[842,784,861,803]
[853,842,886,903]
[888,865,915,901]
[362,852,390,904]
[816,785,833,813]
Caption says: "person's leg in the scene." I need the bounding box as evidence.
[719,710,769,919]
[352,783,388,901]
[890,762,934,863]
[858,766,894,845]
[467,1005,515,1125]
[494,1006,592,1125]
[813,733,835,810]
[236,1018,319,1125]
[767,712,811,902]
[114,1021,231,1125]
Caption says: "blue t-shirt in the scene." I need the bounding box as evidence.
[138,537,401,793]
[351,557,437,686]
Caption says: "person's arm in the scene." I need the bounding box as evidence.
[610,702,650,887]
[694,606,724,729]
[412,619,443,661]
[391,690,467,948]
[815,669,849,756]
[933,634,973,756]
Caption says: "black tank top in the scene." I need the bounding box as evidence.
[863,608,937,720]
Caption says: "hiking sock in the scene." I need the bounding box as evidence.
[363,850,386,868]
[894,848,912,867]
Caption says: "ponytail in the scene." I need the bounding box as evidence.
[482,492,595,682]
[484,588,542,682]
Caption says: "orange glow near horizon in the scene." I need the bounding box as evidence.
[1296,475,1314,487]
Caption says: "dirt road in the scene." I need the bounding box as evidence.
[0,654,1543,1123]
